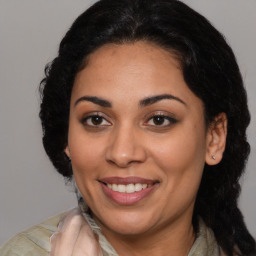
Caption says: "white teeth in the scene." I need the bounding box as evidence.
[135,183,142,191]
[106,183,149,193]
[126,184,135,193]
[117,184,126,193]
[112,184,118,191]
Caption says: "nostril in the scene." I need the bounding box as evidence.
[106,158,133,168]
[105,137,147,167]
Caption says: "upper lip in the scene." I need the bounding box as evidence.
[99,176,159,185]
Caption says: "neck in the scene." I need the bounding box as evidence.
[98,215,195,256]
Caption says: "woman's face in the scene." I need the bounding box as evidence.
[66,41,212,237]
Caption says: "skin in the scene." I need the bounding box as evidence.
[65,41,227,256]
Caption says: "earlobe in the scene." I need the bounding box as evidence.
[205,113,227,165]
[64,146,71,159]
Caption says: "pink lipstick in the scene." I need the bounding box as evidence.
[99,176,159,205]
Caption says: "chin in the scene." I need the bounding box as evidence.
[94,210,157,236]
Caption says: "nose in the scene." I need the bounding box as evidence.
[105,124,147,168]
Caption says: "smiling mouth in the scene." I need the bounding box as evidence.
[105,183,152,193]
[98,176,159,204]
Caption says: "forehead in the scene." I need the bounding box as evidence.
[83,41,181,75]
[72,41,201,108]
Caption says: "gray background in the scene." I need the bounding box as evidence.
[0,0,255,246]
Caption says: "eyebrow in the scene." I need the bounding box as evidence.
[74,96,112,108]
[74,93,186,108]
[139,94,186,107]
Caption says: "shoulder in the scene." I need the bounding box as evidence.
[0,213,64,256]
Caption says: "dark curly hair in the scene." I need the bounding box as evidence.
[39,0,256,255]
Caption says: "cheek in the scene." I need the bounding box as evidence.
[151,131,206,215]
[69,134,106,203]
[151,126,206,185]
[68,129,105,178]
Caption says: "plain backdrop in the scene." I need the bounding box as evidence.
[0,0,255,246]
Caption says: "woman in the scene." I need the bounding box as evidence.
[1,0,255,255]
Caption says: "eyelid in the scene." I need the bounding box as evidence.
[144,111,178,126]
[81,112,112,126]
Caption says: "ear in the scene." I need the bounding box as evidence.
[205,113,227,165]
[64,146,71,159]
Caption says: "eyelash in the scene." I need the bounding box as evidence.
[145,113,177,127]
[81,112,177,128]
[81,113,111,127]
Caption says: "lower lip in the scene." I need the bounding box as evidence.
[100,183,157,205]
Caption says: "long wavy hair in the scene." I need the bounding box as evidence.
[39,0,256,255]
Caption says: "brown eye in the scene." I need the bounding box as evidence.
[146,114,177,127]
[152,116,165,125]
[91,116,103,125]
[82,114,111,127]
